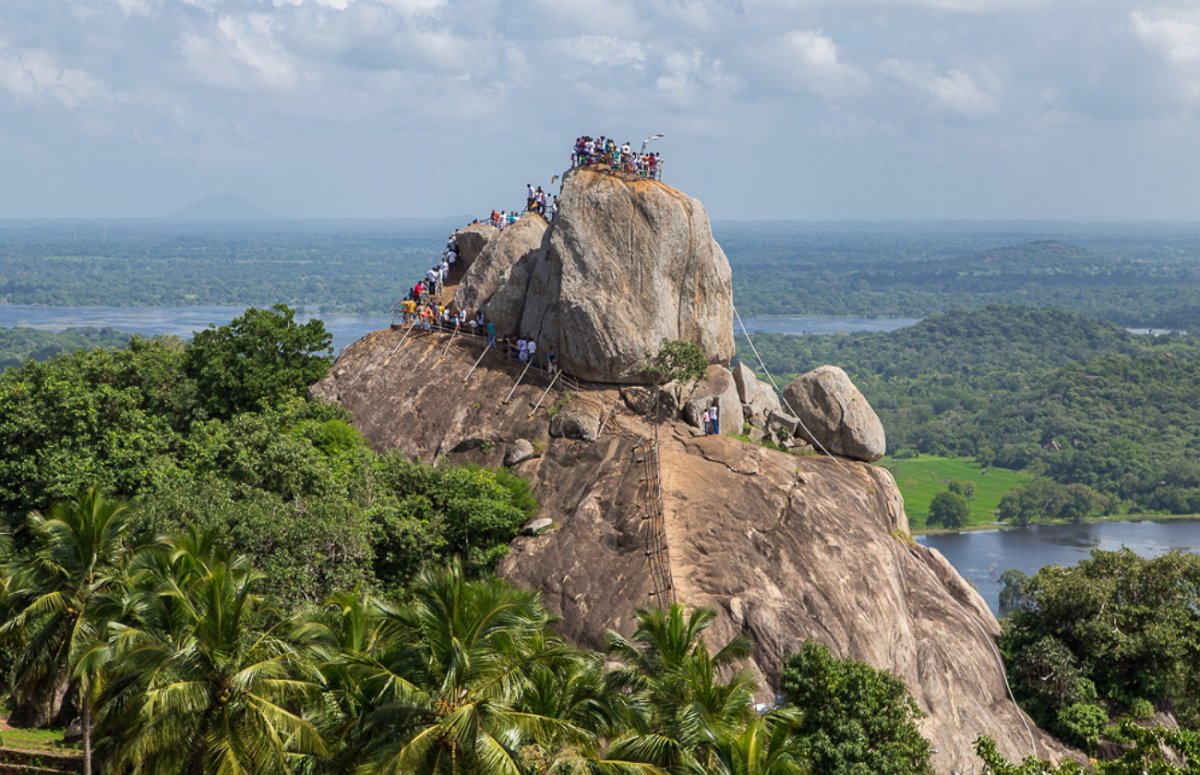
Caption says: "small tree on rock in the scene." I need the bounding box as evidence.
[643,339,708,424]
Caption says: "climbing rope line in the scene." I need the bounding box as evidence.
[734,305,1035,752]
[908,553,1040,760]
[733,304,852,474]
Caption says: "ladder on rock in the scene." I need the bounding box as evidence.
[637,434,676,607]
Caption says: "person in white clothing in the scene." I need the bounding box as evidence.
[526,338,537,366]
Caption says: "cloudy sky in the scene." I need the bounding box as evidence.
[2,0,1199,220]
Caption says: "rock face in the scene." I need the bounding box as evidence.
[484,168,734,383]
[313,330,1076,774]
[454,215,547,330]
[783,365,887,462]
[453,222,497,269]
[681,365,742,435]
[732,361,782,425]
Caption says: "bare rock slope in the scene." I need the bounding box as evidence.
[312,331,1074,774]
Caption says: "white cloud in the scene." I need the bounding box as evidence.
[1131,10,1200,102]
[115,0,153,16]
[179,14,299,90]
[0,42,109,107]
[551,36,646,68]
[375,0,446,14]
[880,58,998,117]
[654,48,740,108]
[781,29,866,96]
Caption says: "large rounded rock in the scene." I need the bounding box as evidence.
[517,168,734,383]
[453,222,498,269]
[783,365,886,461]
[454,215,547,325]
[681,365,742,435]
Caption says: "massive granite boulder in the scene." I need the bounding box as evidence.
[488,168,734,383]
[454,215,547,328]
[784,365,886,462]
[453,222,498,269]
[312,330,1077,773]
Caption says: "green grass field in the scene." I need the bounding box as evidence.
[0,724,78,752]
[880,454,1035,532]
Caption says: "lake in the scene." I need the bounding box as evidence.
[0,305,921,353]
[0,304,385,354]
[919,519,1200,615]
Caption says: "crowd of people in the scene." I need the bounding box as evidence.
[572,136,663,180]
[394,225,560,376]
[396,133,670,372]
[397,232,462,330]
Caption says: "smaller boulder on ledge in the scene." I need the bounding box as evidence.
[549,401,602,441]
[783,365,886,461]
[505,439,537,466]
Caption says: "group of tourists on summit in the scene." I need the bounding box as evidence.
[572,136,663,179]
[396,132,665,377]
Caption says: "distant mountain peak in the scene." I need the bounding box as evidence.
[170,195,274,220]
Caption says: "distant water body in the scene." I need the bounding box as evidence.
[919,520,1200,615]
[0,306,922,352]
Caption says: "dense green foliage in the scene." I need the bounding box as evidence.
[999,549,1200,748]
[0,327,130,371]
[0,519,934,774]
[184,304,333,418]
[976,725,1200,774]
[0,307,533,603]
[744,306,1200,514]
[927,491,969,528]
[779,642,933,775]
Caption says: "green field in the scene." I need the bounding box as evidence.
[0,724,78,752]
[880,455,1034,532]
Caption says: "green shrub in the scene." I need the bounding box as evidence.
[1056,703,1109,750]
[1127,698,1155,720]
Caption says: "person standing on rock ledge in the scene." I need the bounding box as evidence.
[702,407,711,435]
[485,319,497,349]
[709,401,720,434]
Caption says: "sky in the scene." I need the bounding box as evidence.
[2,0,1199,220]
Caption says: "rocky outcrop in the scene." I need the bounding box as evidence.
[783,365,886,462]
[681,365,741,435]
[454,215,547,329]
[505,438,537,466]
[453,222,497,269]
[484,168,734,383]
[313,330,1076,774]
[732,361,782,425]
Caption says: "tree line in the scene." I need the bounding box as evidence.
[742,305,1200,519]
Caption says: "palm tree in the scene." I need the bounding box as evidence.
[711,709,810,775]
[603,604,757,774]
[340,560,596,774]
[98,531,327,774]
[0,487,135,775]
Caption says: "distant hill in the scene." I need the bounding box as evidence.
[171,195,274,220]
